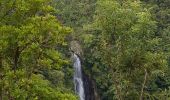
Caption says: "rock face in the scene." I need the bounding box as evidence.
[70,41,83,56]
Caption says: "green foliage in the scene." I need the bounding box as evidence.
[55,0,97,39]
[83,0,168,99]
[0,0,76,99]
[1,70,76,100]
[0,0,169,99]
[55,0,96,27]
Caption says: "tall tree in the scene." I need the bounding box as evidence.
[83,0,168,99]
[0,0,76,99]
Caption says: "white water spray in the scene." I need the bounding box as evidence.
[72,53,85,100]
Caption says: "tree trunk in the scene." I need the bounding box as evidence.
[112,72,123,100]
[115,79,123,100]
[139,69,148,100]
[13,46,20,73]
[0,53,3,100]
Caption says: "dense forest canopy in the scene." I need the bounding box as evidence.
[0,0,170,100]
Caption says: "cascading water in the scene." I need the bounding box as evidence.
[72,53,85,100]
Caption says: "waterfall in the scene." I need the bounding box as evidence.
[72,53,85,100]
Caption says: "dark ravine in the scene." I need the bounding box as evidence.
[82,71,95,100]
[83,72,101,100]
